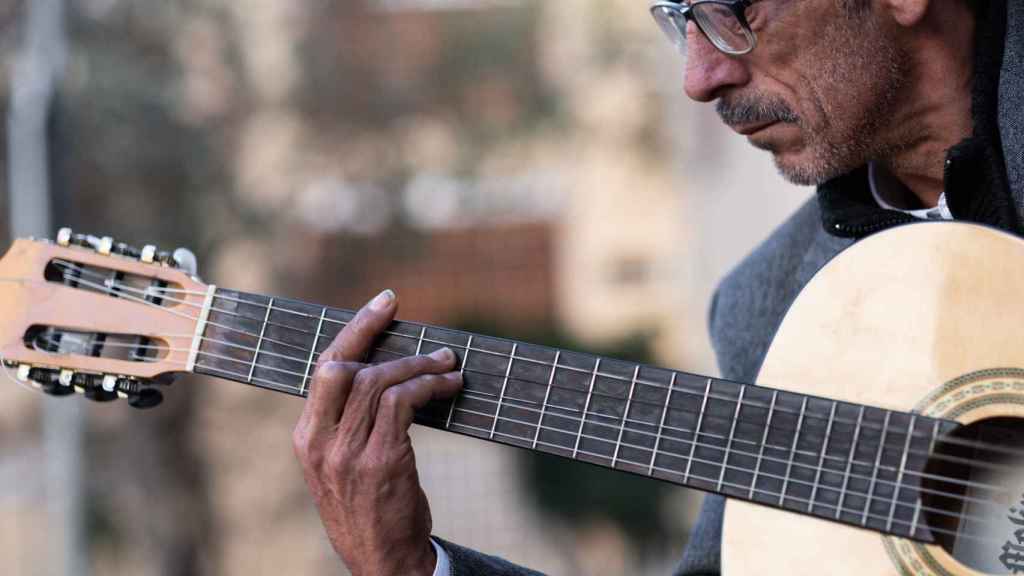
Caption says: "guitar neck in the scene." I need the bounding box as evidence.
[191,288,955,543]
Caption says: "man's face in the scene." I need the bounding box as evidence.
[684,0,908,185]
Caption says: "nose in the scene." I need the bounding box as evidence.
[683,21,750,102]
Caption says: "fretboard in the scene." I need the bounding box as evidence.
[191,288,957,543]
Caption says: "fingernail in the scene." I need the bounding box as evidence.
[430,347,454,362]
[370,289,395,311]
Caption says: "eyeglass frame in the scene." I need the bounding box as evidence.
[649,0,758,56]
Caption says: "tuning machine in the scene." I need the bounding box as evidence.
[9,362,166,409]
[55,228,198,276]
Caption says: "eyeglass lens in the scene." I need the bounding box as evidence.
[651,2,753,56]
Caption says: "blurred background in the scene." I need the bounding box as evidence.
[0,0,811,574]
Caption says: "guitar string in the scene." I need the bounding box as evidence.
[36,272,1021,494]
[58,261,1024,465]
[47,261,991,453]
[49,264,1024,471]
[27,279,1018,538]
[46,263,966,449]
[29,334,1015,528]
[28,332,1010,503]
[49,262,1024,464]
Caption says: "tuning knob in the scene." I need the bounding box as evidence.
[128,387,163,409]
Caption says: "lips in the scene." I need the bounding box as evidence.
[731,120,778,136]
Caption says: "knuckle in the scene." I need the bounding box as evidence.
[324,446,354,477]
[379,386,406,410]
[313,361,359,387]
[353,366,381,389]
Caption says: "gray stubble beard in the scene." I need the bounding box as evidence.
[771,11,909,187]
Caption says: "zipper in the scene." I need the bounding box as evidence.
[831,214,915,237]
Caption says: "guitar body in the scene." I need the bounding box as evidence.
[723,222,1024,575]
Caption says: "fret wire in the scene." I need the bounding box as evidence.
[247,298,274,383]
[836,405,866,520]
[684,379,714,485]
[649,372,676,476]
[447,335,474,430]
[573,358,602,459]
[490,343,517,440]
[808,400,839,512]
[887,414,918,532]
[612,366,641,469]
[532,351,560,450]
[749,389,778,499]
[201,329,939,488]
[441,413,992,544]
[414,325,427,356]
[863,411,893,526]
[910,419,941,536]
[779,397,809,507]
[299,306,328,396]
[717,385,746,492]
[189,316,978,499]
[232,319,960,473]
[446,403,996,538]
[193,357,1003,512]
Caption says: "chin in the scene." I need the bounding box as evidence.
[771,152,836,187]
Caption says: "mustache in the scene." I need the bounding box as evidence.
[716,95,800,127]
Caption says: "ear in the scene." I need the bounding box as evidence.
[878,0,930,27]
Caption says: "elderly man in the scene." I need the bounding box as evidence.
[291,0,1024,574]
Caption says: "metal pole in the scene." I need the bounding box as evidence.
[7,2,86,576]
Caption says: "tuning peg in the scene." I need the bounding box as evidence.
[57,228,73,246]
[97,236,114,255]
[128,387,163,409]
[172,248,198,275]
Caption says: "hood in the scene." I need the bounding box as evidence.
[999,0,1024,223]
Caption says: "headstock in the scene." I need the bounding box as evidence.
[0,228,214,408]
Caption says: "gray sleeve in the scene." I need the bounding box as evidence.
[673,494,724,576]
[433,537,547,576]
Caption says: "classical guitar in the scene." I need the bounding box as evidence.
[3,224,1024,575]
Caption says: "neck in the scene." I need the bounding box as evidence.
[189,286,956,544]
[879,2,976,208]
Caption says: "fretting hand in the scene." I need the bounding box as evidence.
[292,290,463,576]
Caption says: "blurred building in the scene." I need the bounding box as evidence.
[1,0,810,575]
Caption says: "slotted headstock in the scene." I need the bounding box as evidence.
[0,229,214,408]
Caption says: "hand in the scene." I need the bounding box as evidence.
[292,290,463,576]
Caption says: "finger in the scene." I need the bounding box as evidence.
[339,348,459,443]
[299,361,362,432]
[370,371,464,448]
[319,289,398,364]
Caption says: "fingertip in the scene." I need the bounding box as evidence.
[440,371,464,394]
[368,289,397,312]
[429,347,455,364]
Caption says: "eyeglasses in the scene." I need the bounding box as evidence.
[650,0,757,56]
